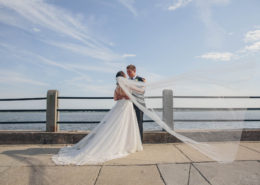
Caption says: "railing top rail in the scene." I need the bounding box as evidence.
[57,95,260,99]
[1,107,260,113]
[1,95,260,101]
[58,96,113,99]
[0,97,46,101]
[173,96,260,98]
[58,96,163,99]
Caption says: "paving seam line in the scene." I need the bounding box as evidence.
[191,163,212,185]
[94,165,103,185]
[156,163,167,185]
[187,163,191,185]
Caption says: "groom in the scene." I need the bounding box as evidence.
[126,64,146,143]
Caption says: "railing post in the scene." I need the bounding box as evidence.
[162,89,174,130]
[46,90,59,132]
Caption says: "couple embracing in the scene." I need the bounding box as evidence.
[52,64,146,165]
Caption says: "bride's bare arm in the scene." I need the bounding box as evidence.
[114,86,129,101]
[114,88,119,101]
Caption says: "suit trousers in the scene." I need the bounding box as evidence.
[133,104,144,143]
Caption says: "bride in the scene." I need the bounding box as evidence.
[52,71,144,165]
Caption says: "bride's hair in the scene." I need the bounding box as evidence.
[116,71,125,85]
[116,71,125,78]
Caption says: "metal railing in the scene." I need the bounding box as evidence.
[0,90,260,131]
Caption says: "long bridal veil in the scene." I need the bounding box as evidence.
[118,60,257,163]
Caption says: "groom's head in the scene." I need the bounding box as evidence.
[127,64,136,78]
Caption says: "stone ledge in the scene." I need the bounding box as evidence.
[0,129,259,144]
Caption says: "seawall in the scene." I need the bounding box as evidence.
[0,129,259,144]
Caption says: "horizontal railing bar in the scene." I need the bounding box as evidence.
[173,96,260,98]
[0,97,46,101]
[57,120,156,124]
[58,108,260,112]
[174,119,260,122]
[1,119,259,124]
[57,120,260,123]
[132,119,260,122]
[58,96,260,99]
[57,121,99,124]
[58,97,113,99]
[0,109,46,112]
[0,120,157,124]
[1,96,260,102]
[1,108,259,113]
[0,121,46,124]
[145,96,162,99]
[174,108,260,111]
[58,108,163,112]
[59,107,260,112]
[58,96,163,99]
[58,109,110,112]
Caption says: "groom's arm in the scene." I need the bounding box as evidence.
[137,76,146,83]
[137,76,146,82]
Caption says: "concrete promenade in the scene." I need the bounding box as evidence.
[0,142,259,185]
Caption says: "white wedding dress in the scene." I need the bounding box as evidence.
[52,98,143,165]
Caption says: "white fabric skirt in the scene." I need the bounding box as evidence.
[52,99,143,165]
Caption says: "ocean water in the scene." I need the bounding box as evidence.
[0,110,259,131]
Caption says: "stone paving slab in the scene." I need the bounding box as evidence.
[20,155,58,166]
[0,166,101,185]
[194,161,260,185]
[104,143,190,165]
[235,145,260,160]
[240,141,260,153]
[175,142,260,162]
[189,165,210,185]
[175,143,213,162]
[0,145,37,154]
[1,146,60,156]
[0,166,9,173]
[157,163,190,185]
[96,165,164,185]
[0,154,26,167]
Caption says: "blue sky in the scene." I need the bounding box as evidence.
[0,0,260,99]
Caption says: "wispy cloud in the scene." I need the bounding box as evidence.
[0,69,48,86]
[244,41,260,52]
[199,28,260,61]
[194,0,231,49]
[0,42,126,85]
[0,0,124,62]
[242,29,260,52]
[44,40,123,62]
[117,0,138,16]
[166,0,232,48]
[71,83,114,95]
[244,30,260,43]
[198,52,234,61]
[32,27,40,32]
[66,64,117,74]
[0,43,93,82]
[168,0,193,11]
[122,53,136,58]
